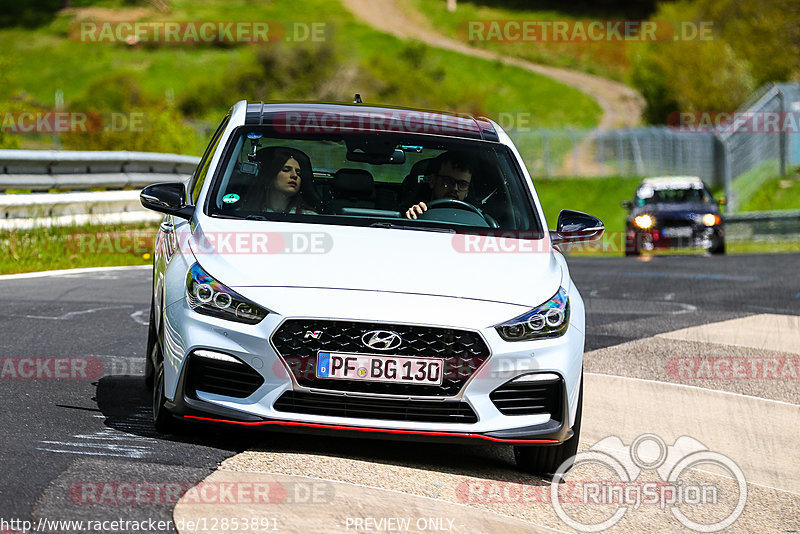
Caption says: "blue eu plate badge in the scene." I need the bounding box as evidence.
[316,352,331,378]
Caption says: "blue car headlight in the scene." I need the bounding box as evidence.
[185,263,268,324]
[495,287,569,341]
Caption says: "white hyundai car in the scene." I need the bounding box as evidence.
[141,100,603,475]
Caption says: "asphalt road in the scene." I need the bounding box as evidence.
[0,253,797,533]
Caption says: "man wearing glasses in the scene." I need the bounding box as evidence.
[405,151,475,219]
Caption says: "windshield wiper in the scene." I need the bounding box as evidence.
[245,215,268,221]
[369,222,455,233]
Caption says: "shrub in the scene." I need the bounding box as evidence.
[179,41,347,116]
[630,0,760,123]
[61,72,199,154]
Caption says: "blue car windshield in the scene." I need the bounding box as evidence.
[636,187,714,206]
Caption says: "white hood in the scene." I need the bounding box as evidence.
[187,218,561,308]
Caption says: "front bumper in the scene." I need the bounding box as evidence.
[159,288,585,444]
[628,224,724,250]
[167,359,574,444]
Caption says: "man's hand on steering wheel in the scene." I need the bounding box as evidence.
[405,201,428,220]
[405,198,498,227]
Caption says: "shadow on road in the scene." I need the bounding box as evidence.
[94,375,552,485]
[95,375,255,452]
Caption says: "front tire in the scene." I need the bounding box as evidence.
[514,377,582,476]
[624,231,641,257]
[152,355,179,434]
[144,301,157,390]
[710,237,725,255]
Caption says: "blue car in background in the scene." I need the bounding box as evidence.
[623,176,725,256]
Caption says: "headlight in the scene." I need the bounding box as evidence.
[495,287,569,341]
[633,214,654,229]
[695,213,721,226]
[185,263,268,324]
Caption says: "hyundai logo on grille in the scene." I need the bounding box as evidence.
[361,330,402,350]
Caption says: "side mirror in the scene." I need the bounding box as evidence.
[621,200,633,210]
[140,182,194,220]
[550,209,604,245]
[717,196,727,206]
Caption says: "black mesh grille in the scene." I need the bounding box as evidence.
[186,353,264,399]
[270,319,490,397]
[660,218,694,227]
[274,391,478,423]
[490,378,563,418]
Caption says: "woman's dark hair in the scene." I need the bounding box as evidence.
[254,146,316,213]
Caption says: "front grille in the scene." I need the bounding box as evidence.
[274,391,478,423]
[186,353,264,399]
[271,319,490,397]
[659,218,693,227]
[490,377,563,418]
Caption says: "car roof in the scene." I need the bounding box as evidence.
[640,176,704,190]
[241,101,499,141]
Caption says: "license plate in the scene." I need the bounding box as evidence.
[316,352,443,385]
[662,226,693,238]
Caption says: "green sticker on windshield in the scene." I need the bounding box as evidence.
[222,193,240,204]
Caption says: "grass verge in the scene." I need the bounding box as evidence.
[534,175,642,232]
[737,165,800,212]
[0,222,157,275]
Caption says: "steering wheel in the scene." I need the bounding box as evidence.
[425,199,500,228]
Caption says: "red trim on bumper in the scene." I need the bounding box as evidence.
[182,415,559,444]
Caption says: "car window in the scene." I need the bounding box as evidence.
[190,115,230,205]
[205,129,543,234]
[636,185,712,205]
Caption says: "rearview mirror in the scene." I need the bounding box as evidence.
[346,148,406,164]
[140,182,194,220]
[550,210,604,245]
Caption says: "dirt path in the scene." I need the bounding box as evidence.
[340,0,644,130]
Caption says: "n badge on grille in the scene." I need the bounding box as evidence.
[304,330,323,339]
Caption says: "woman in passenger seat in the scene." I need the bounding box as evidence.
[248,147,317,214]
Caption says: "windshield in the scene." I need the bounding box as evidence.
[636,185,714,206]
[206,128,542,235]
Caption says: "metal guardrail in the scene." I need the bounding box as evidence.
[0,150,198,229]
[725,210,800,241]
[0,150,199,191]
